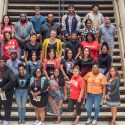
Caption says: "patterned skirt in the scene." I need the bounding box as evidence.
[46,88,64,117]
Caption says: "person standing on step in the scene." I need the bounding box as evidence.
[82,4,104,32]
[62,5,81,41]
[26,51,42,77]
[42,28,62,60]
[67,66,85,125]
[75,47,93,77]
[99,43,112,78]
[84,62,107,125]
[79,19,96,42]
[0,15,14,57]
[15,63,30,124]
[2,31,18,60]
[24,33,42,63]
[29,68,49,125]
[0,57,16,125]
[14,13,34,58]
[6,50,21,75]
[99,16,116,56]
[30,6,46,42]
[41,13,61,41]
[81,32,100,61]
[105,67,120,125]
[47,68,65,124]
[66,32,81,60]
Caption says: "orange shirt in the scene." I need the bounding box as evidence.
[70,75,85,100]
[84,72,107,94]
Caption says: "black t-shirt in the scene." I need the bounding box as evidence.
[24,42,41,60]
[75,59,92,77]
[15,75,30,89]
[61,59,75,78]
[66,41,81,59]
[99,53,112,75]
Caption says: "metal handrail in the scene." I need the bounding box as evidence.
[114,0,125,86]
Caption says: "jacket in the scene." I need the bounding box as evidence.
[0,65,16,93]
[106,77,120,102]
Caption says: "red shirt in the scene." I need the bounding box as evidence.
[70,75,85,100]
[43,59,60,70]
[2,39,18,60]
[81,41,100,60]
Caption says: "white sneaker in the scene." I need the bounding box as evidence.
[34,120,39,125]
[86,118,92,125]
[41,122,45,125]
[36,121,42,125]
[3,121,9,125]
[92,120,97,125]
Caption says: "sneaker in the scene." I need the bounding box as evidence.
[18,120,22,124]
[41,122,45,125]
[86,118,92,125]
[3,121,9,125]
[34,120,39,125]
[22,120,25,124]
[92,120,97,125]
[36,121,42,125]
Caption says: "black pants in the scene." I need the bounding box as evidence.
[68,99,83,116]
[0,91,14,121]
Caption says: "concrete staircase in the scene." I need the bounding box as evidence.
[4,0,125,121]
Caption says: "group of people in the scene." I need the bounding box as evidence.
[0,3,120,125]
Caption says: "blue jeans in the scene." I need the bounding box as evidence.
[15,89,28,120]
[86,93,102,120]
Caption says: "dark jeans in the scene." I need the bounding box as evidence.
[0,91,14,121]
[68,99,83,116]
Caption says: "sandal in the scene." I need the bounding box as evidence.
[110,121,116,125]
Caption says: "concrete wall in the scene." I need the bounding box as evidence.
[0,0,8,22]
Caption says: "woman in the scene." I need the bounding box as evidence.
[99,43,112,77]
[81,33,100,61]
[68,66,85,125]
[84,62,107,125]
[29,68,49,125]
[26,51,42,77]
[42,28,62,60]
[60,49,75,80]
[2,31,18,60]
[76,47,93,77]
[0,15,14,56]
[15,63,29,124]
[43,49,60,80]
[47,68,65,124]
[80,19,96,42]
[106,67,120,125]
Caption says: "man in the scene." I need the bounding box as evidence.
[66,32,81,60]
[41,13,61,41]
[14,13,34,57]
[0,57,15,125]
[62,5,81,40]
[82,4,104,31]
[30,6,46,41]
[99,16,116,55]
[24,33,42,63]
[6,50,21,75]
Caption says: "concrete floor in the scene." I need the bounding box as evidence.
[5,121,125,125]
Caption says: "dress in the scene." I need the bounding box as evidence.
[29,76,49,108]
[47,79,64,117]
[106,77,120,107]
